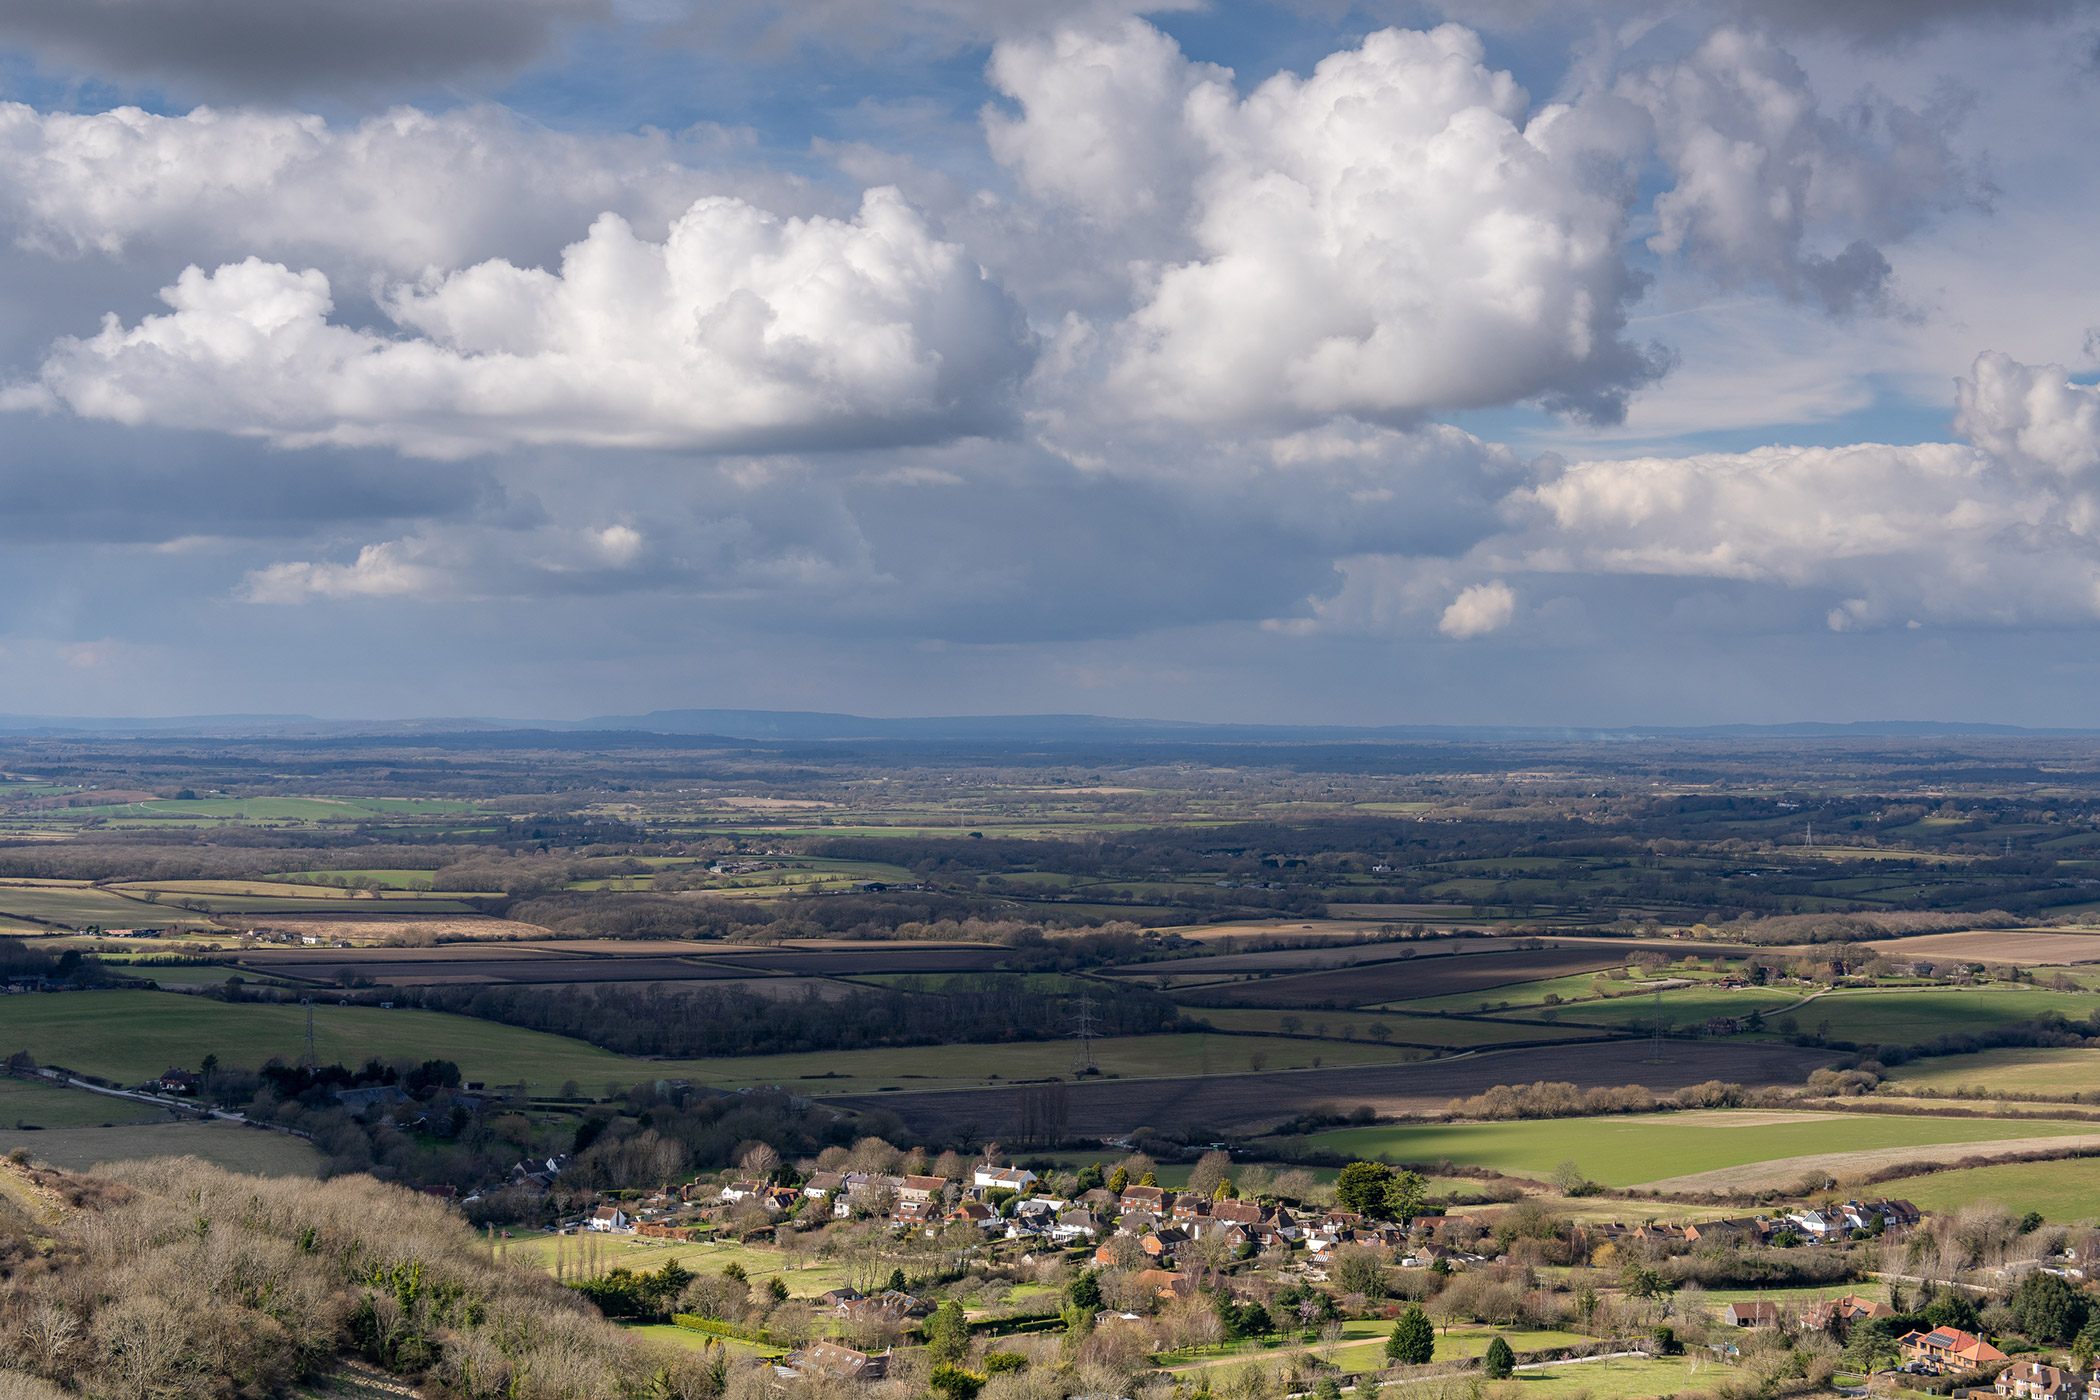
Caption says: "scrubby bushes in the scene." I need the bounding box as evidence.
[0,1157,717,1400]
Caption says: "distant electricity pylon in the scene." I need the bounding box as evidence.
[1070,992,1098,1075]
[1804,819,1813,849]
[299,998,318,1070]
[1646,987,1668,1064]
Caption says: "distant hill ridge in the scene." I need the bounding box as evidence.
[0,708,2087,742]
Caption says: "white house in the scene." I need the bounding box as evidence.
[587,1206,631,1232]
[974,1165,1039,1192]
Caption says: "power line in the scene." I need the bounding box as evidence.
[1070,991,1097,1075]
[299,998,318,1070]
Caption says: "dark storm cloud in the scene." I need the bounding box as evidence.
[1415,0,2091,42]
[0,417,524,544]
[0,0,606,101]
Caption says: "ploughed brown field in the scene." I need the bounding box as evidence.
[817,1038,1837,1137]
[1167,946,1631,1009]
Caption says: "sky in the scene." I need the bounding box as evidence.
[1,0,2099,726]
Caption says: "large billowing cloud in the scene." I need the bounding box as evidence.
[990,20,1666,426]
[0,103,790,276]
[1619,28,1976,313]
[6,189,1034,457]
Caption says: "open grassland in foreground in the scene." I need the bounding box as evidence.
[1896,1157,2100,1221]
[0,1120,324,1176]
[1294,1109,2100,1187]
[1882,1047,2100,1097]
[0,989,1425,1094]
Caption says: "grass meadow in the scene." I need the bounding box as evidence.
[1881,1047,2100,1097]
[0,1076,170,1128]
[0,1120,324,1176]
[1294,1109,2100,1186]
[1895,1158,2100,1222]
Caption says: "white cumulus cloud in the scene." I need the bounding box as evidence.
[9,188,1033,458]
[988,20,1664,427]
[1439,579,1517,637]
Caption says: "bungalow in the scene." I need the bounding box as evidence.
[637,1223,705,1241]
[1723,1301,1781,1328]
[975,1165,1038,1192]
[1685,1218,1764,1246]
[333,1085,413,1113]
[1211,1200,1268,1229]
[156,1069,199,1095]
[791,1341,889,1382]
[1804,1295,1895,1331]
[1053,1210,1104,1244]
[1900,1326,2008,1374]
[718,1180,769,1204]
[587,1206,631,1233]
[1133,1268,1195,1301]
[803,1172,846,1201]
[1998,1362,2083,1400]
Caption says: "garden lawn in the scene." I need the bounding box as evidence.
[506,1236,852,1298]
[1294,1109,2099,1187]
[1391,1354,1736,1400]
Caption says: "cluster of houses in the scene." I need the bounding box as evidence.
[1583,1198,1920,1251]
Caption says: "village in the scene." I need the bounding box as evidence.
[526,1141,2100,1400]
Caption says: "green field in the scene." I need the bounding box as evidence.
[1525,986,1808,1029]
[0,991,709,1087]
[0,1120,324,1176]
[1897,1157,2100,1221]
[280,869,440,888]
[0,882,184,926]
[1184,1007,1614,1048]
[1296,1109,2100,1186]
[1779,987,2100,1044]
[1882,1047,2100,1097]
[53,797,486,821]
[0,1075,170,1127]
[1380,970,1639,1013]
[0,991,1423,1094]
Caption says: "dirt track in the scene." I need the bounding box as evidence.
[819,1039,1837,1139]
